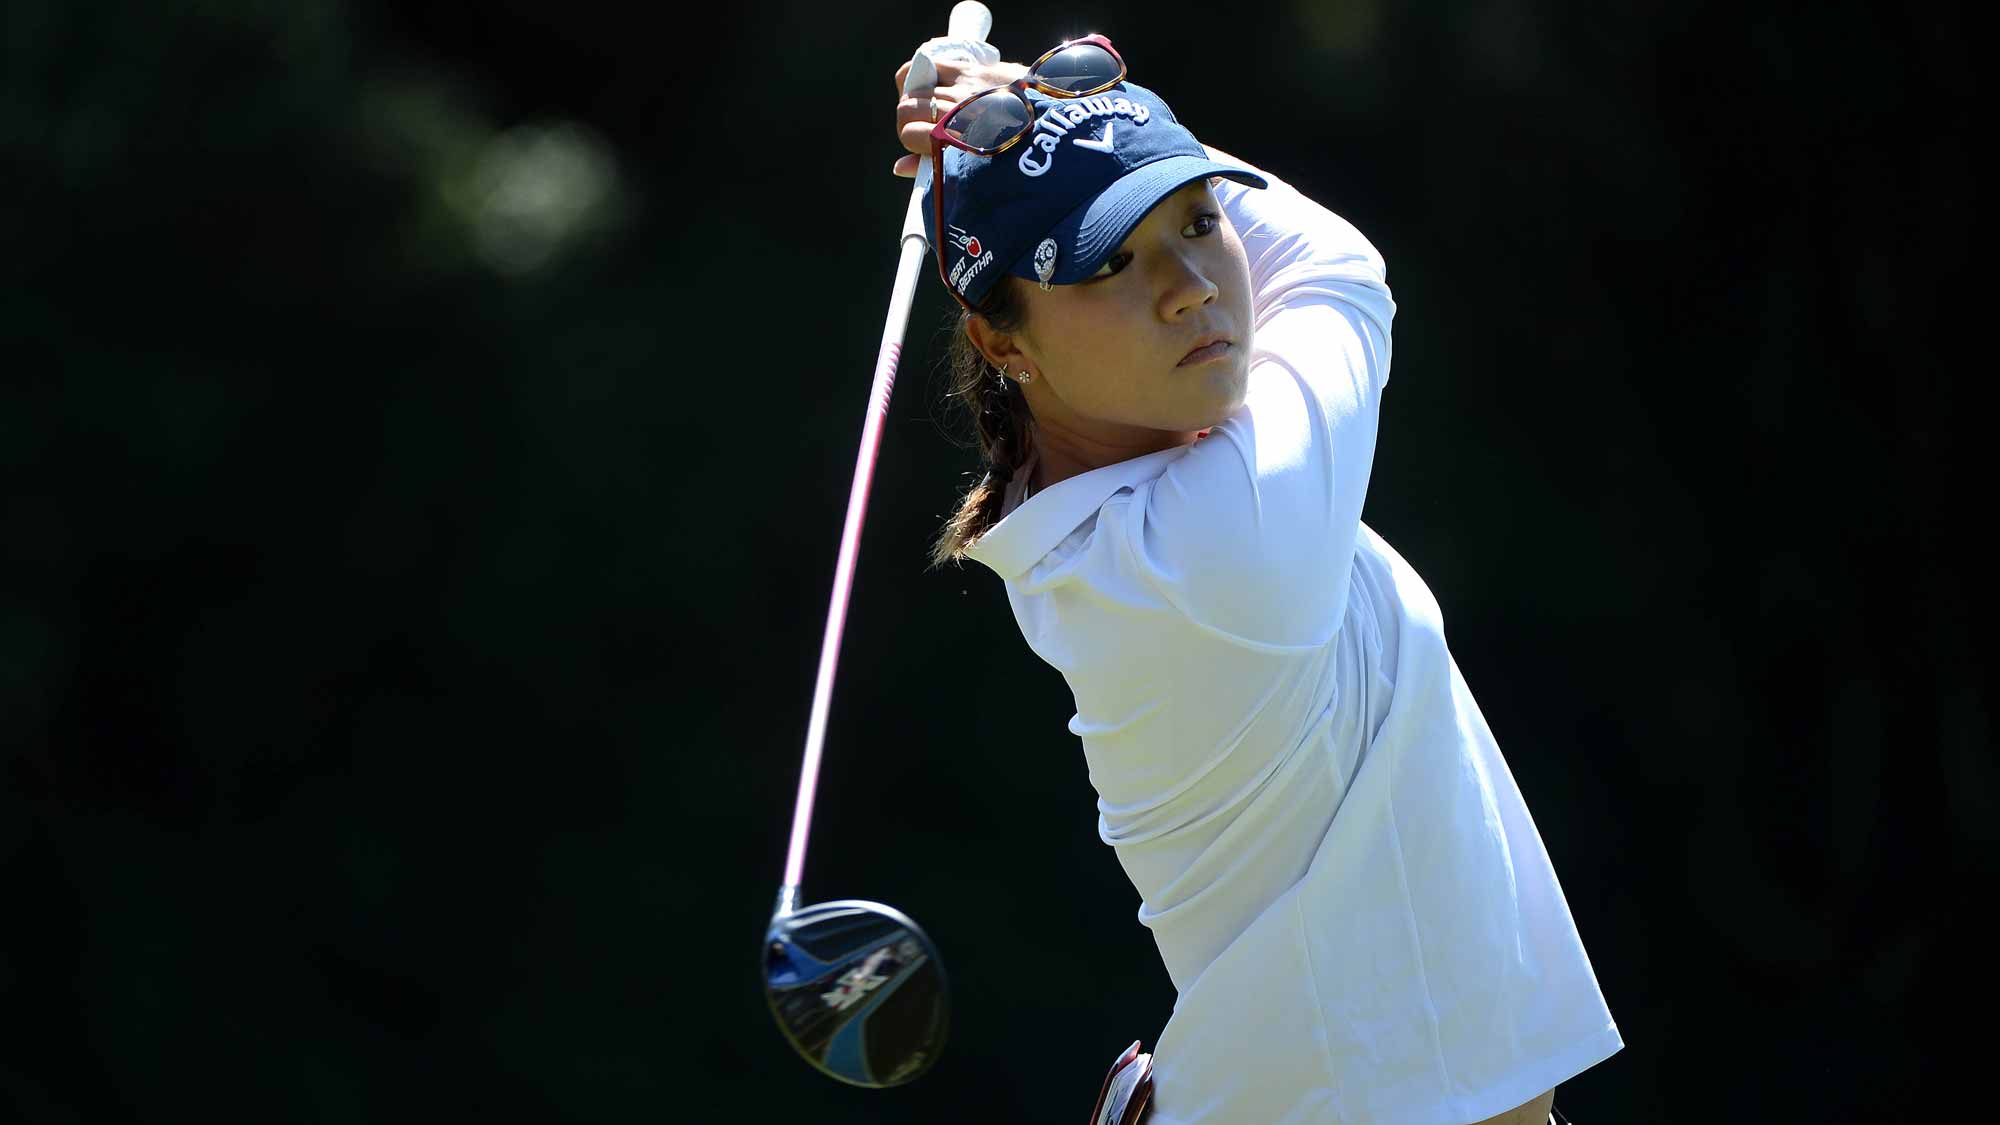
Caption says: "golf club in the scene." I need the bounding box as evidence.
[759,0,995,1090]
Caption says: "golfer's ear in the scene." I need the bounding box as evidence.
[964,312,1025,373]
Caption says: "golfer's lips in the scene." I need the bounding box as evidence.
[1178,333,1233,366]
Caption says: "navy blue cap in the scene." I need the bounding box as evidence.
[921,79,1268,307]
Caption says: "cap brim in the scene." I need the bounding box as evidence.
[1008,155,1269,287]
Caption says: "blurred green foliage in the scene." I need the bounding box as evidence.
[2,0,1977,1120]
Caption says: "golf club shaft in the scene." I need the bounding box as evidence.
[780,2,995,910]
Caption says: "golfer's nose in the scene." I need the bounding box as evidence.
[1159,253,1219,320]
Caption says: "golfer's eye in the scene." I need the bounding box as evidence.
[1092,213,1222,280]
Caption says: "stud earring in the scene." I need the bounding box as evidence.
[1017,369,1033,384]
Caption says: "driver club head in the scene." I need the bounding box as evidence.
[762,896,950,1087]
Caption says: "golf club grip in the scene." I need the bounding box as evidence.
[779,3,997,897]
[949,1,992,41]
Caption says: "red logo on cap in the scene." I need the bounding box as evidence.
[965,237,982,256]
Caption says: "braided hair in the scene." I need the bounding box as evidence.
[930,275,1036,569]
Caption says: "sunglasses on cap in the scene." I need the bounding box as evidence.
[927,34,1128,313]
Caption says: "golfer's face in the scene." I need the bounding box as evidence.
[1019,180,1253,437]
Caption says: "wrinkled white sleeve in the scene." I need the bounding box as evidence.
[1127,149,1396,649]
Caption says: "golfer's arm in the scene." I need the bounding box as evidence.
[1203,143,1394,341]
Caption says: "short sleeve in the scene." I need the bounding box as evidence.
[1117,151,1396,650]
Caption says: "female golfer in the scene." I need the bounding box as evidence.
[891,35,1621,1125]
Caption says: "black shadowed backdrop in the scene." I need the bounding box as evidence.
[2,1,1980,1121]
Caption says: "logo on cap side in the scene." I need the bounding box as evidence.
[1034,239,1058,290]
[946,224,996,295]
[946,225,983,259]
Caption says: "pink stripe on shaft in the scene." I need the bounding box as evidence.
[781,339,902,894]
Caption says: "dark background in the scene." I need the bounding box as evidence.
[3,0,1981,1120]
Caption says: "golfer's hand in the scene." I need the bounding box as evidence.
[891,55,1030,178]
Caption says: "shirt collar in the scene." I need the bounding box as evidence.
[964,444,1191,581]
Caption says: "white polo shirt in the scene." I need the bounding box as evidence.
[964,152,1622,1124]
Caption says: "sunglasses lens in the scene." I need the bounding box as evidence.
[1033,43,1121,92]
[944,92,1034,152]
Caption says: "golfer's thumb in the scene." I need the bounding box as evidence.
[917,34,1000,69]
[903,34,999,98]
